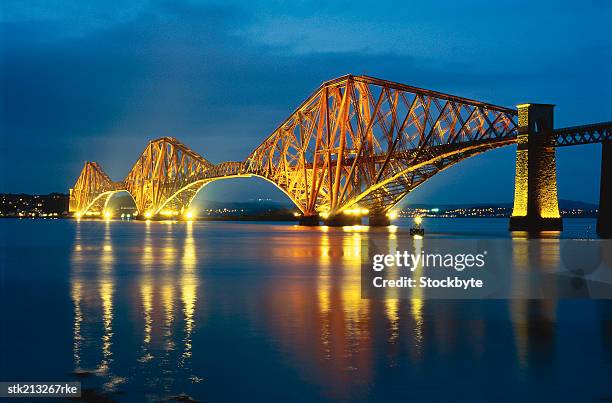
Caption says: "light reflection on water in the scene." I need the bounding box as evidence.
[0,218,611,402]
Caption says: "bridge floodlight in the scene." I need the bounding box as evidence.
[387,211,398,220]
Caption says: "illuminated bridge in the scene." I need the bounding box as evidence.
[69,75,612,234]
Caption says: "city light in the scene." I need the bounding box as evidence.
[414,216,423,226]
[144,211,152,219]
[387,211,398,220]
[184,211,194,220]
[104,211,112,219]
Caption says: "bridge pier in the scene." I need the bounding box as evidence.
[324,213,362,227]
[299,214,320,226]
[509,104,563,232]
[368,214,391,226]
[597,141,611,238]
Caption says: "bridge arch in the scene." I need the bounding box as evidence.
[239,75,518,218]
[122,136,215,217]
[154,174,308,219]
[340,138,517,215]
[70,75,521,220]
[75,190,138,218]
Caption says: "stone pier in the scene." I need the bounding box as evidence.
[323,213,362,226]
[509,104,563,232]
[298,214,320,226]
[368,214,391,226]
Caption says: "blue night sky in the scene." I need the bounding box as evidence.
[1,0,610,205]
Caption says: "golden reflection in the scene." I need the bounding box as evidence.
[99,221,115,377]
[181,279,196,362]
[71,222,84,369]
[318,231,331,314]
[510,237,529,367]
[182,222,196,270]
[510,238,559,369]
[99,279,114,374]
[140,281,154,363]
[163,233,177,269]
[342,232,362,264]
[101,221,114,267]
[260,225,377,400]
[384,231,400,342]
[71,281,83,370]
[70,220,205,390]
[142,220,153,267]
[341,232,368,326]
[317,230,332,359]
[71,222,124,389]
[342,225,369,233]
[161,224,176,354]
[162,284,175,351]
[180,221,198,366]
[410,235,424,360]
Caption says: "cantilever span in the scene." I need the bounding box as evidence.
[71,74,523,219]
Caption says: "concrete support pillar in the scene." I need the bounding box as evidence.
[299,214,320,226]
[368,214,391,226]
[324,213,362,227]
[597,141,611,238]
[509,104,563,232]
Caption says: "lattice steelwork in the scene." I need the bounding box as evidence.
[123,137,214,215]
[69,162,121,215]
[553,121,611,147]
[70,75,522,218]
[243,75,518,216]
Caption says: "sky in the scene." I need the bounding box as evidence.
[1,0,610,205]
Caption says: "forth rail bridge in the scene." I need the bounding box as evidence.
[69,75,612,235]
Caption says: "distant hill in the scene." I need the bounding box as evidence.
[558,199,599,210]
[195,198,599,212]
[196,199,294,211]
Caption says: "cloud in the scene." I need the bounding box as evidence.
[0,0,609,204]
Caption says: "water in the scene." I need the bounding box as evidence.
[1,218,611,402]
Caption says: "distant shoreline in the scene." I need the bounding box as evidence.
[0,215,598,221]
[0,193,599,220]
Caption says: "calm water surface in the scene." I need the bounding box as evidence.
[1,218,611,402]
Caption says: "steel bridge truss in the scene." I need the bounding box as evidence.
[243,75,518,216]
[71,75,522,218]
[553,121,611,147]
